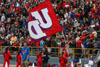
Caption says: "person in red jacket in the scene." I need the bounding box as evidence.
[59,51,68,67]
[77,39,82,48]
[77,39,83,58]
[3,47,12,67]
[63,47,69,66]
[63,47,69,57]
[16,50,22,67]
[36,50,43,67]
[89,32,94,39]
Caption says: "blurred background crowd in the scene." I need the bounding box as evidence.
[0,0,100,50]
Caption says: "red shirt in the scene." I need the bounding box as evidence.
[66,4,71,9]
[36,53,42,65]
[80,35,85,41]
[83,32,87,36]
[82,12,85,16]
[6,27,8,31]
[95,8,99,15]
[75,13,80,19]
[18,9,21,14]
[92,13,96,19]
[37,42,40,47]
[3,50,12,61]
[95,23,99,30]
[62,3,66,8]
[0,40,2,46]
[87,0,90,3]
[77,40,82,48]
[67,23,71,29]
[57,16,61,20]
[27,40,31,47]
[64,50,68,57]
[91,8,95,13]
[16,54,22,63]
[81,26,84,30]
[97,4,100,8]
[59,55,67,67]
[57,4,61,9]
[72,0,76,2]
[25,4,29,8]
[20,0,24,3]
[31,40,36,45]
[92,0,97,3]
[12,43,16,47]
[89,33,94,39]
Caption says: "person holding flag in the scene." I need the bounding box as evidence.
[59,47,68,67]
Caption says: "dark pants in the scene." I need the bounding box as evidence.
[77,49,82,58]
[97,61,100,67]
[42,62,47,67]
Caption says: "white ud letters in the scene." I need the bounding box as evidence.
[28,8,52,40]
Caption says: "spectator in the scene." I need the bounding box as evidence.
[77,39,82,48]
[21,42,30,67]
[40,40,44,47]
[42,45,49,67]
[69,39,76,48]
[97,40,100,48]
[83,39,89,48]
[0,0,100,60]
[76,39,82,58]
[1,14,5,22]
[73,56,79,67]
[61,38,65,47]
[10,34,17,45]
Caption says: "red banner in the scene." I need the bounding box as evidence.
[28,0,63,42]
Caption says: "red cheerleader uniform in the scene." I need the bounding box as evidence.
[3,50,12,67]
[36,53,42,67]
[16,53,22,67]
[59,55,67,67]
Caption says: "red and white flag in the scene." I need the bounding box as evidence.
[28,0,63,43]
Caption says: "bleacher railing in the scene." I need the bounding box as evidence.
[0,46,100,58]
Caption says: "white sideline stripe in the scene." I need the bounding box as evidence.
[84,64,89,67]
[0,64,34,67]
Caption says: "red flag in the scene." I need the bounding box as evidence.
[28,0,63,43]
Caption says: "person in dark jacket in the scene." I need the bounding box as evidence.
[42,45,49,67]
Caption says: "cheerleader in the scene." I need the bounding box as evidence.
[16,50,22,67]
[36,50,43,67]
[3,47,12,67]
[59,52,66,67]
[59,47,68,67]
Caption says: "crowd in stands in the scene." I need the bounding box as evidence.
[0,0,100,67]
[0,0,100,50]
